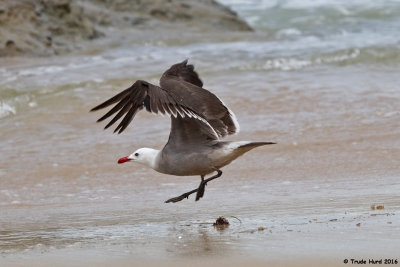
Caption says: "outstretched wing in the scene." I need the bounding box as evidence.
[91,60,240,142]
[161,60,240,138]
[161,59,203,87]
[91,80,218,138]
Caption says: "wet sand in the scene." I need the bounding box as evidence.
[1,61,400,265]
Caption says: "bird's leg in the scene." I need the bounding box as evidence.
[165,170,223,203]
[195,170,222,201]
[164,188,199,203]
[195,175,206,200]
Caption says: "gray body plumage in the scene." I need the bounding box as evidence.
[155,141,272,176]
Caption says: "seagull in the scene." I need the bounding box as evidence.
[91,60,276,203]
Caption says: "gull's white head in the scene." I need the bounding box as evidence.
[118,148,159,169]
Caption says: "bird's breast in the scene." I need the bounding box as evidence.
[155,148,216,176]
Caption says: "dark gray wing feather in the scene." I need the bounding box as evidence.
[91,60,239,141]
[91,79,218,138]
[160,76,239,138]
[161,59,203,87]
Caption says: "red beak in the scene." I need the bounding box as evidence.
[118,156,132,164]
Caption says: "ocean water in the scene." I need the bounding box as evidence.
[1,0,400,119]
[1,0,400,262]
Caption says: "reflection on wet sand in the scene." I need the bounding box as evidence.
[166,225,231,258]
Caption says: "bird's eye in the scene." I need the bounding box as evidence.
[134,153,139,157]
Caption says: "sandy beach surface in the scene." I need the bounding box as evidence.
[1,0,400,266]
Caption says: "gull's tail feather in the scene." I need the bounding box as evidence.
[237,142,276,149]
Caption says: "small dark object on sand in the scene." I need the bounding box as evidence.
[213,217,229,227]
